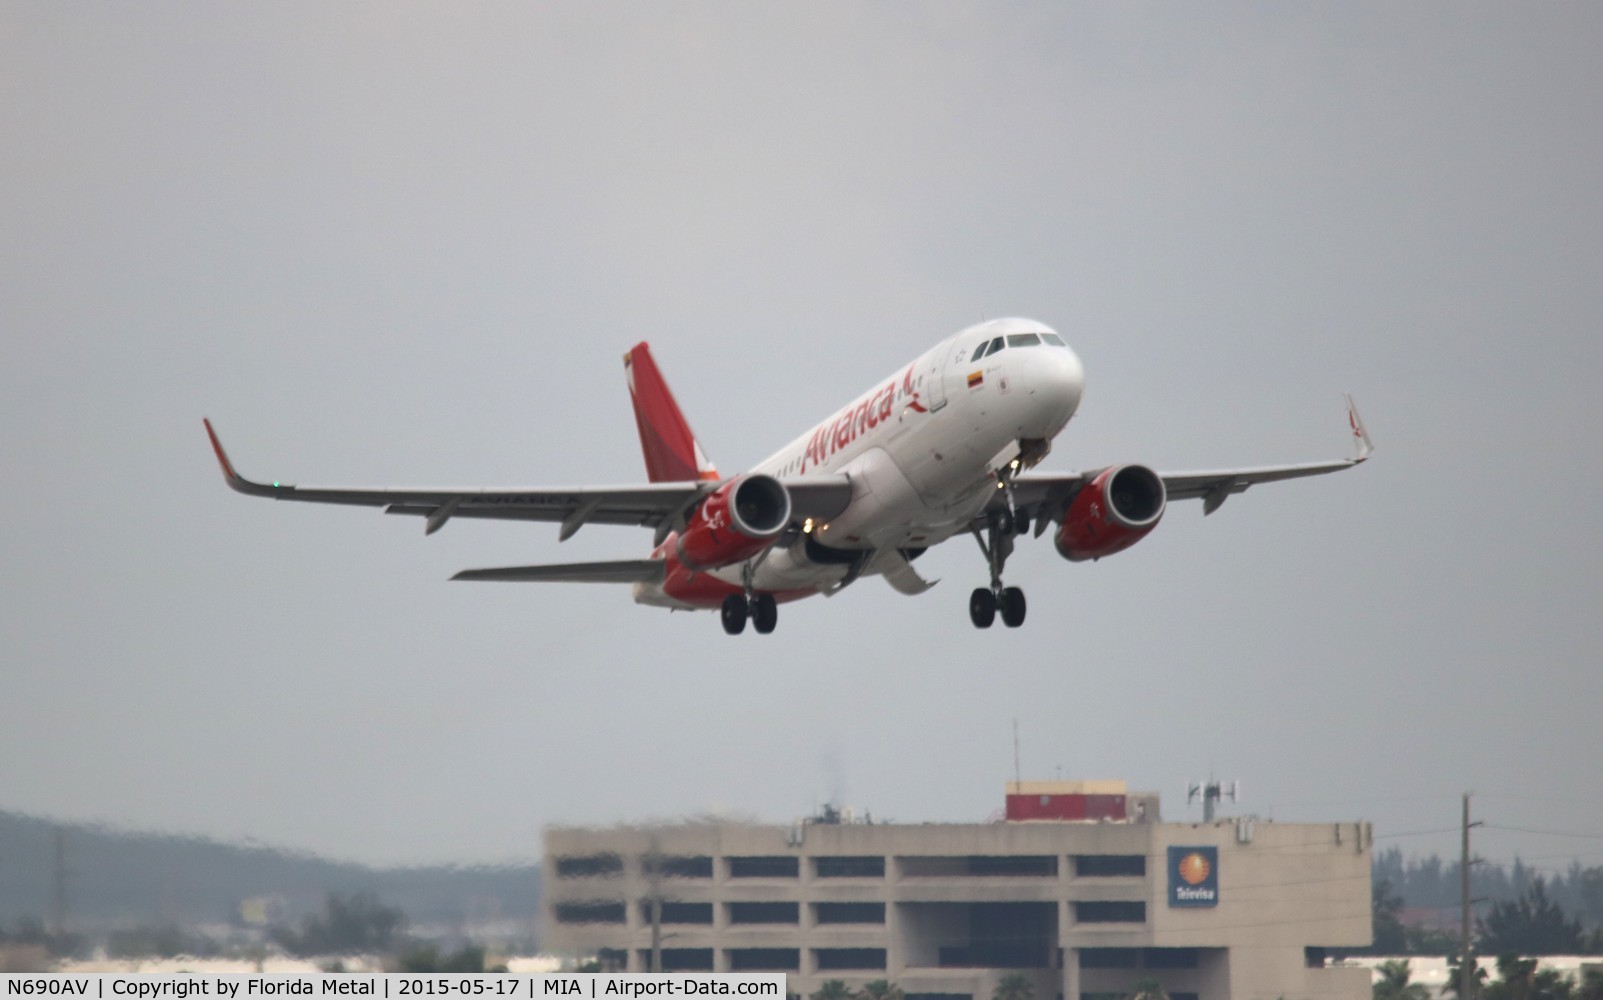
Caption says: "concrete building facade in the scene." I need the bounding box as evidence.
[543,788,1372,1000]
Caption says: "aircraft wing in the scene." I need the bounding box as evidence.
[998,394,1373,528]
[204,420,852,542]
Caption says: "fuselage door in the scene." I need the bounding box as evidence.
[926,339,962,413]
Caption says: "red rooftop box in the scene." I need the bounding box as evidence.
[1005,780,1128,822]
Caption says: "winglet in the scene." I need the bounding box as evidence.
[202,419,281,496]
[623,343,720,484]
[1344,393,1373,462]
[203,418,241,483]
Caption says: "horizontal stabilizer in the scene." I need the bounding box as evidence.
[452,559,665,584]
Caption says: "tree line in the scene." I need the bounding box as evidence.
[1374,849,1603,925]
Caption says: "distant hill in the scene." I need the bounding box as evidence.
[0,810,540,930]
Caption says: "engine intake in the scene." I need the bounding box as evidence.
[1055,464,1166,562]
[675,474,792,571]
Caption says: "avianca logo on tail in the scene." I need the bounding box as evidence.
[801,364,925,473]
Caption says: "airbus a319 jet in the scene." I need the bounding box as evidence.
[205,317,1370,635]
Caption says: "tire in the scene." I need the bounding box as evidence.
[720,594,748,635]
[969,587,997,629]
[999,586,1027,628]
[752,593,778,634]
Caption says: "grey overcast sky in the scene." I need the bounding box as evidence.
[3,4,1601,871]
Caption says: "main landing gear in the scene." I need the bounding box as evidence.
[721,592,778,635]
[720,556,779,636]
[969,508,1028,629]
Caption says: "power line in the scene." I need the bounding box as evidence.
[1480,824,1603,841]
[1376,827,1462,840]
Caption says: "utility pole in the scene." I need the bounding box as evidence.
[50,826,67,941]
[646,836,662,973]
[1012,718,1021,789]
[1460,793,1483,1000]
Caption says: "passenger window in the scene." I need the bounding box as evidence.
[1007,333,1041,348]
[1043,333,1066,346]
[984,336,1004,357]
[971,343,988,362]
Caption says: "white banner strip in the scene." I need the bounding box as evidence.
[0,975,786,1000]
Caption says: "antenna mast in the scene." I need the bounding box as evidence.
[1187,778,1240,822]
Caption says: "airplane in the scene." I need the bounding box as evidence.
[204,317,1371,635]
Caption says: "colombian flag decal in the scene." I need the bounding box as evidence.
[967,371,984,388]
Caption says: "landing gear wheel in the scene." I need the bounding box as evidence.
[751,593,778,634]
[720,594,749,635]
[1013,514,1029,536]
[999,586,1027,628]
[994,510,1014,536]
[969,587,997,629]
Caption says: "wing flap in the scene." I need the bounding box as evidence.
[452,559,666,584]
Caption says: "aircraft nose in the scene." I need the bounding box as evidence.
[1031,342,1085,429]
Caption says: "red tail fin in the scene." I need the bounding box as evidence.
[623,343,720,483]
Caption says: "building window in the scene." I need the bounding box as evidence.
[936,902,1056,969]
[728,902,799,924]
[814,855,886,878]
[643,855,714,879]
[727,948,800,971]
[814,948,887,971]
[1079,949,1140,969]
[728,856,799,878]
[813,902,885,924]
[553,901,626,924]
[555,854,623,878]
[900,855,1058,877]
[637,949,714,972]
[1073,855,1146,877]
[640,901,713,925]
[1144,949,1199,969]
[1073,901,1146,923]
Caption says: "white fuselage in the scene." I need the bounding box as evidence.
[635,318,1085,607]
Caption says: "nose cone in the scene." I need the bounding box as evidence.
[1023,342,1084,436]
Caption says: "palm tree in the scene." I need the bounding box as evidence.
[857,981,904,1000]
[993,974,1034,1000]
[1374,959,1429,1000]
[1130,978,1168,1000]
[1444,953,1490,1000]
[812,983,853,1000]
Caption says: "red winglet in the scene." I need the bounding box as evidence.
[202,418,239,482]
[623,343,720,484]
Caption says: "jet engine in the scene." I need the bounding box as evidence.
[1054,464,1166,562]
[675,474,792,571]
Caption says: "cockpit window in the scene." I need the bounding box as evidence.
[1006,333,1041,348]
[1042,333,1066,346]
[983,336,1005,358]
[970,342,988,362]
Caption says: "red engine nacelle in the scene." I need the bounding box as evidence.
[674,474,792,571]
[1055,464,1167,562]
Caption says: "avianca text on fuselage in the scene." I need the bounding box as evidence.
[800,365,926,475]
